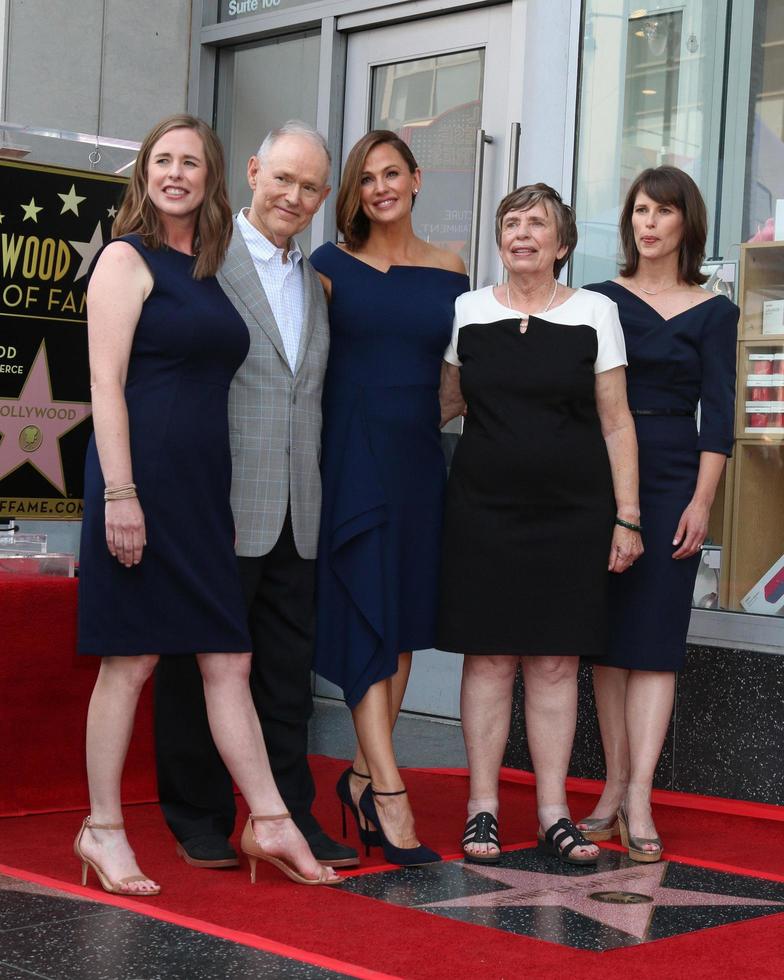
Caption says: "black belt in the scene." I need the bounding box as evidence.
[630,409,694,417]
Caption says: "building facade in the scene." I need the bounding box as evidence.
[2,0,783,801]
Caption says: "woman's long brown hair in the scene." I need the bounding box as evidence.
[113,114,232,279]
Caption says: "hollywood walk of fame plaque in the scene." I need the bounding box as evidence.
[0,160,126,520]
[340,847,784,951]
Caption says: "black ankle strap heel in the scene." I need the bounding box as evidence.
[335,767,381,847]
[359,785,441,867]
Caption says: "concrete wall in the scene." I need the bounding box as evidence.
[2,0,193,141]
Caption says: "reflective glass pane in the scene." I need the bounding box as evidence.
[370,51,484,264]
[215,33,321,253]
[573,1,727,286]
[742,0,784,242]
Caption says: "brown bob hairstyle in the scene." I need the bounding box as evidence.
[495,183,578,278]
[619,166,708,285]
[336,130,419,251]
[112,114,232,279]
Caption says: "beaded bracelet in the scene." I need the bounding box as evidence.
[104,482,137,502]
[615,516,642,533]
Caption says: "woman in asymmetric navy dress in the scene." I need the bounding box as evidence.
[310,131,468,866]
[578,166,737,862]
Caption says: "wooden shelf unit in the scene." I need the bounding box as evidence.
[735,339,784,440]
[738,241,784,340]
[720,242,784,612]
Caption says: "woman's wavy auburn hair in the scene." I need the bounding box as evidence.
[337,130,419,251]
[113,114,232,279]
[619,166,708,285]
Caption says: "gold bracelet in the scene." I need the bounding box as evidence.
[104,483,137,501]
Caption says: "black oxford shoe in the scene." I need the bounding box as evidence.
[305,829,360,867]
[176,834,240,869]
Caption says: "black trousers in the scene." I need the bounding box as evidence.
[154,510,320,842]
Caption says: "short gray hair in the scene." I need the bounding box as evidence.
[495,183,578,277]
[257,120,331,169]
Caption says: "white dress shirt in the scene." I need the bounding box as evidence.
[237,209,304,371]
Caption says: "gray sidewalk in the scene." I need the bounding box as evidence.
[308,697,467,769]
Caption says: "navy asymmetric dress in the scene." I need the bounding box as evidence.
[584,282,737,671]
[310,242,468,708]
[78,235,251,656]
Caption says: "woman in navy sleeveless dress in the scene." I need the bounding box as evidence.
[75,116,340,896]
[310,131,468,865]
[577,167,737,862]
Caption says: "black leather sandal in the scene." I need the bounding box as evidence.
[538,817,598,865]
[462,811,501,865]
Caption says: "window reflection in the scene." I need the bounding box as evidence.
[370,52,484,262]
[743,0,784,242]
[215,33,321,253]
[622,12,684,183]
[572,2,725,286]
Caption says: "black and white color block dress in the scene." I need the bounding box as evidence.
[437,286,627,658]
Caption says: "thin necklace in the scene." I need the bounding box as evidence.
[638,280,678,296]
[506,278,559,316]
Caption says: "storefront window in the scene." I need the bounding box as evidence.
[574,0,784,624]
[214,32,321,252]
[742,1,784,243]
[572,1,728,286]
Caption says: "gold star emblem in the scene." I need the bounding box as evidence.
[107,204,117,218]
[58,184,86,216]
[21,197,43,222]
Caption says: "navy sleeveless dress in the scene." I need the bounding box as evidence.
[584,282,737,671]
[310,242,468,708]
[78,235,251,656]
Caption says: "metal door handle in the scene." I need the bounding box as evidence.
[507,122,521,194]
[469,129,493,290]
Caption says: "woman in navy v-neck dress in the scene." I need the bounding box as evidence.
[310,131,468,866]
[75,115,340,896]
[578,166,737,862]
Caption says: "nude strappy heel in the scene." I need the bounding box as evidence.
[73,817,161,895]
[617,805,663,863]
[240,812,343,886]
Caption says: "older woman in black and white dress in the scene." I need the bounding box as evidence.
[438,183,642,866]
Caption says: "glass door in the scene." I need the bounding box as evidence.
[313,4,519,719]
[343,5,519,292]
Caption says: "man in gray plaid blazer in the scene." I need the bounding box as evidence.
[154,122,358,869]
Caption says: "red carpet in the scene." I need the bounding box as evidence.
[2,756,783,979]
[0,575,156,816]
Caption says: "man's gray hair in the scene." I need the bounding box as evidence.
[257,120,332,168]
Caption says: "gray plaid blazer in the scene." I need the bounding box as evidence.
[218,220,329,559]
